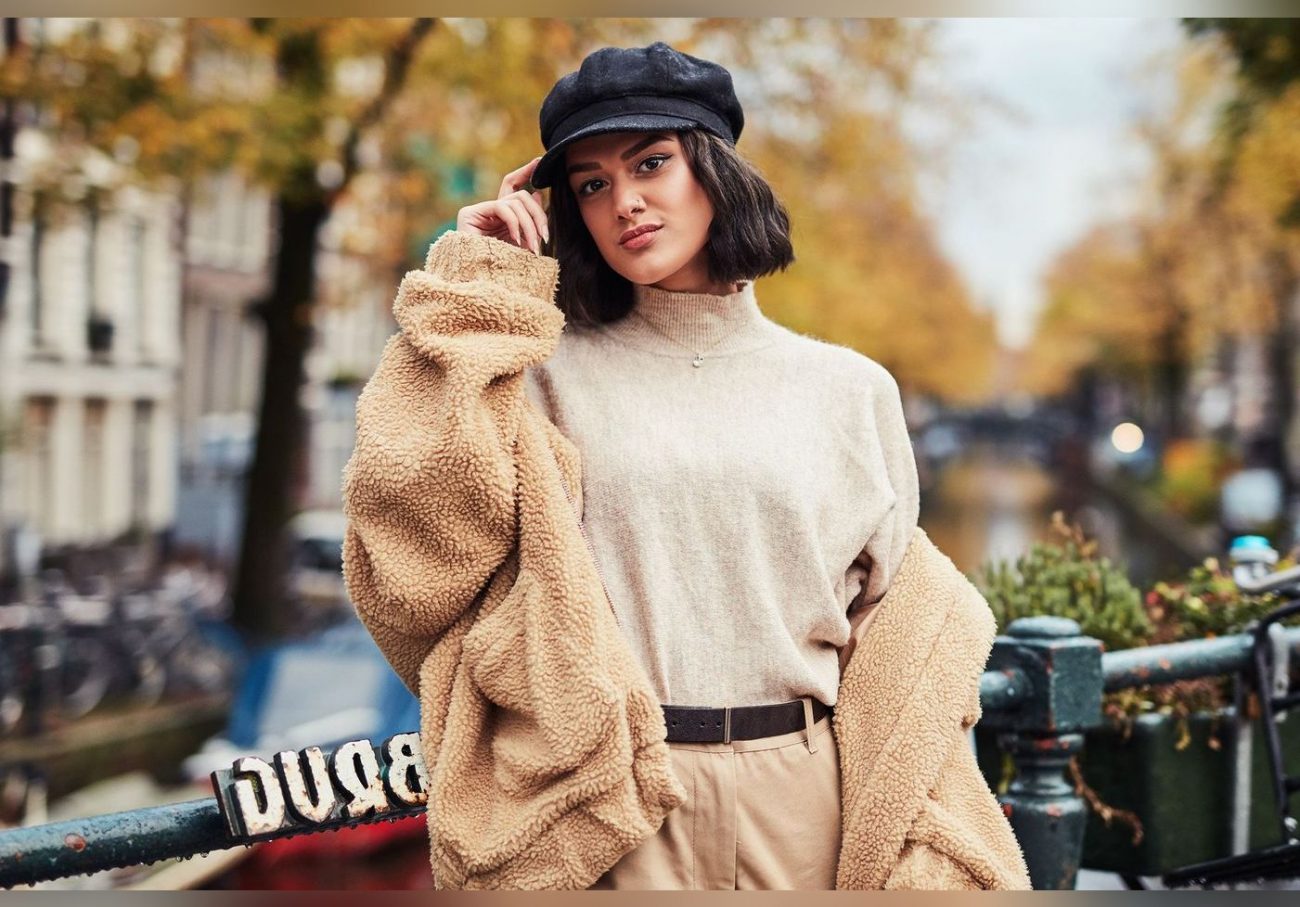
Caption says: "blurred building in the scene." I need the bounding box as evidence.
[0,178,182,556]
[0,17,453,586]
[302,207,399,512]
[170,27,402,567]
[173,168,273,568]
[174,166,398,565]
[0,21,181,588]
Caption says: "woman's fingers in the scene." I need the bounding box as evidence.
[499,156,542,200]
[493,201,527,250]
[493,191,548,254]
[502,196,540,254]
[509,189,550,246]
[456,200,504,238]
[456,200,540,254]
[458,158,549,254]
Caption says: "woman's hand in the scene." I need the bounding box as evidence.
[456,156,550,255]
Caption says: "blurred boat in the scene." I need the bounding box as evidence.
[181,618,418,777]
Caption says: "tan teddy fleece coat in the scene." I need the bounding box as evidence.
[341,230,1032,890]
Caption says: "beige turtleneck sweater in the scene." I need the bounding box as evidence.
[523,277,920,709]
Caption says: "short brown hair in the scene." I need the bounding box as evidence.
[545,129,795,328]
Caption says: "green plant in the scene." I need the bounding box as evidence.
[976,511,1152,653]
[976,511,1299,838]
[977,510,1299,742]
[1146,557,1290,643]
[1115,552,1300,744]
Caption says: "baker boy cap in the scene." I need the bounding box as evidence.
[530,41,745,191]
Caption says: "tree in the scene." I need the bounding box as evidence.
[4,19,438,640]
[1183,18,1300,502]
[1023,30,1300,506]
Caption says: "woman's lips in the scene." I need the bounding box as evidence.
[622,227,659,250]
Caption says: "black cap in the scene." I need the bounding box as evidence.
[531,41,744,191]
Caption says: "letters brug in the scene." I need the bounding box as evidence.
[212,732,429,840]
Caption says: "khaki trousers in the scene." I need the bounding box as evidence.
[589,700,841,890]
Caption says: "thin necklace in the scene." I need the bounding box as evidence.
[628,306,742,368]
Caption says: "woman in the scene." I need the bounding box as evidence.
[342,41,1031,891]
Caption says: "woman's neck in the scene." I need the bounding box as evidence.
[609,279,767,358]
[648,277,742,295]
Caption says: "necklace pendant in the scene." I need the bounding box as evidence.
[692,354,704,368]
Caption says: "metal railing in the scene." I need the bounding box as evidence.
[2,616,1299,890]
[983,616,1300,890]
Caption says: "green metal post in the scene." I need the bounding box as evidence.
[982,616,1104,890]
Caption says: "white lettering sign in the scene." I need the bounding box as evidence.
[276,746,337,824]
[229,756,288,837]
[213,733,430,841]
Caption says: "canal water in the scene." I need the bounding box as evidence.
[920,439,1209,594]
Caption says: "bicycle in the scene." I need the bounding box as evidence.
[1158,556,1300,888]
[0,568,243,734]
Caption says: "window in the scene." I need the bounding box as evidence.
[29,194,44,347]
[22,397,54,538]
[131,399,153,529]
[129,213,147,355]
[84,399,106,537]
[85,196,98,317]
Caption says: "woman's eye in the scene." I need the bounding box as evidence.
[575,156,668,197]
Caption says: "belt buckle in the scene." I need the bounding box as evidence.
[722,707,732,744]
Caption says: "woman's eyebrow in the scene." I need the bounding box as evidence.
[566,134,671,175]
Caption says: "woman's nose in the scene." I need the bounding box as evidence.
[614,183,645,219]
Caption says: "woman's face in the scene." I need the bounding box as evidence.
[564,131,734,294]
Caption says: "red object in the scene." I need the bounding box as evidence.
[212,815,434,889]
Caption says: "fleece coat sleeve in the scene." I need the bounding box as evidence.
[341,231,564,695]
[833,527,1033,890]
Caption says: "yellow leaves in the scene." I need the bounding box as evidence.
[741,110,993,401]
[1024,28,1300,399]
[1263,31,1296,67]
[1020,219,1182,395]
[1235,81,1300,226]
[318,19,414,59]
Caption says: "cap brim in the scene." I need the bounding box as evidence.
[530,114,702,190]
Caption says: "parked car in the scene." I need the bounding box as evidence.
[286,510,351,630]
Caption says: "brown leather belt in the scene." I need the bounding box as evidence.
[662,698,832,744]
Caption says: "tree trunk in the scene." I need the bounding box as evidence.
[227,20,432,640]
[229,193,328,641]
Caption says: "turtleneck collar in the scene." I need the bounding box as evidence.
[601,279,774,360]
